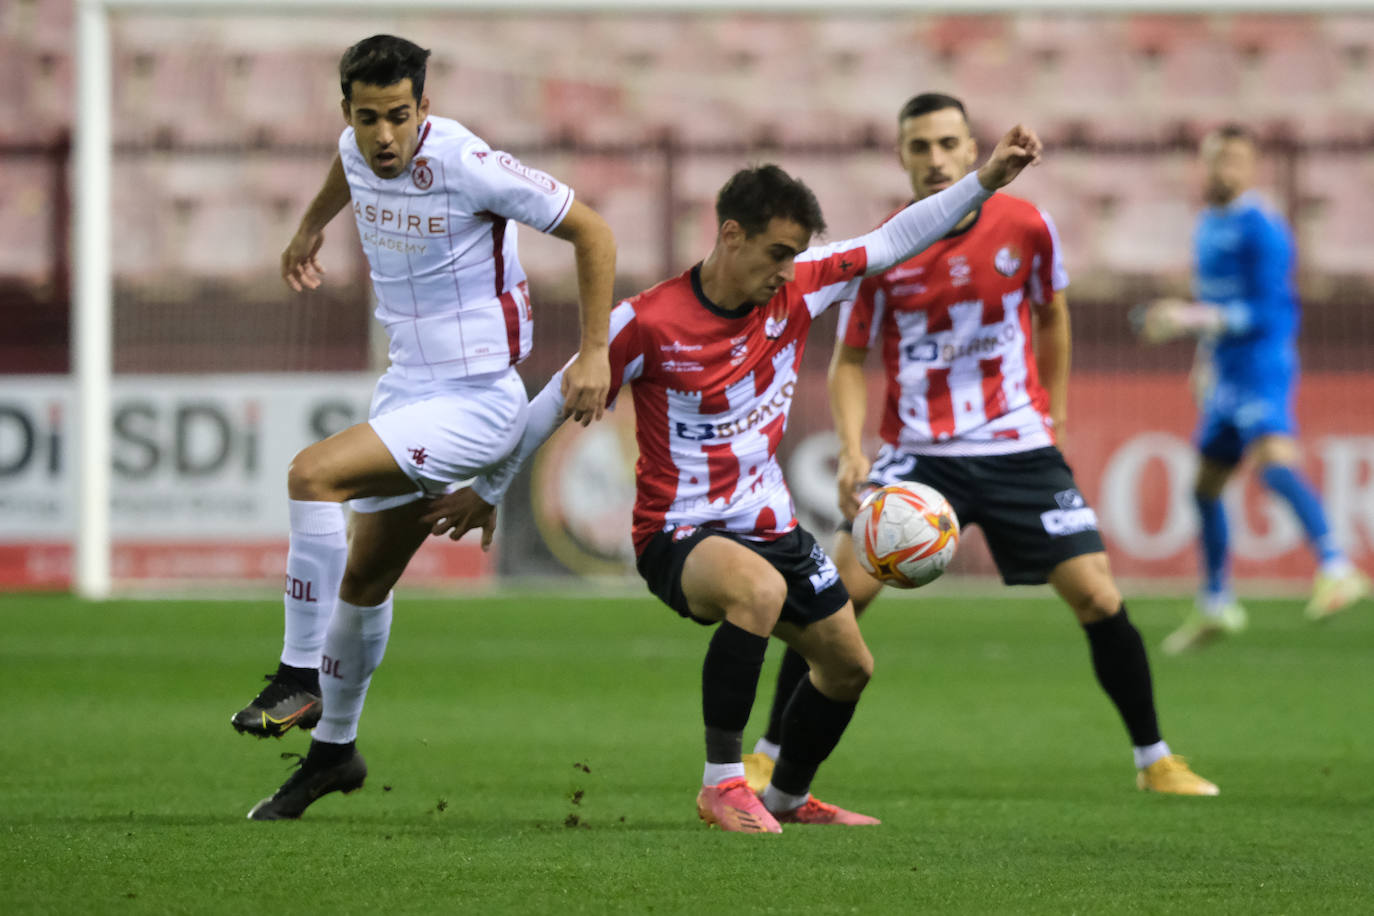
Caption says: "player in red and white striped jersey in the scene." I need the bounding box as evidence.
[425,126,1043,830]
[838,184,1066,457]
[237,36,618,820]
[750,94,1218,797]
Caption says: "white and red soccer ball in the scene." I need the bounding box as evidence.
[854,482,960,588]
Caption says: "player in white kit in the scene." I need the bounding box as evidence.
[235,35,616,820]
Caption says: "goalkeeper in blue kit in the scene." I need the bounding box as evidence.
[1138,124,1369,652]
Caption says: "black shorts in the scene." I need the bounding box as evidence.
[636,525,851,627]
[843,445,1106,586]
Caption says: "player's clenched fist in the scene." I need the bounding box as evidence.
[976,124,1043,191]
[561,347,611,426]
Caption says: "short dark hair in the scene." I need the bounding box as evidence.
[339,35,431,104]
[1212,122,1257,145]
[715,165,826,238]
[898,92,968,125]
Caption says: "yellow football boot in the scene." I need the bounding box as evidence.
[742,752,775,795]
[1136,755,1219,796]
[1305,568,1371,621]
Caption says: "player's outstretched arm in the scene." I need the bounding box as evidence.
[1132,298,1226,344]
[975,124,1043,192]
[1136,216,1288,345]
[550,200,617,426]
[858,124,1043,278]
[281,153,351,292]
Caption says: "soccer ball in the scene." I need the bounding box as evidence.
[853,482,960,588]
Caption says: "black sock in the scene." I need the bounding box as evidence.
[701,622,769,764]
[305,738,355,768]
[1082,606,1162,747]
[276,660,320,694]
[772,678,858,796]
[763,648,811,746]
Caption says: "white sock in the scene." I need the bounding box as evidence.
[1197,591,1235,619]
[1133,740,1171,770]
[312,595,393,744]
[1319,557,1353,578]
[752,737,781,761]
[702,762,746,786]
[762,785,808,815]
[280,499,348,669]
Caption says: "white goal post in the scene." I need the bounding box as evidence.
[70,0,1359,598]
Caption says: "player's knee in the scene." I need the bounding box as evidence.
[1194,456,1237,501]
[339,565,398,607]
[844,649,875,694]
[726,572,788,633]
[1249,435,1299,468]
[1193,468,1227,501]
[287,448,336,501]
[746,573,789,619]
[1069,582,1123,623]
[1193,480,1223,502]
[1051,554,1121,623]
[813,648,874,700]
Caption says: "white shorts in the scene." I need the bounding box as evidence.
[351,366,529,514]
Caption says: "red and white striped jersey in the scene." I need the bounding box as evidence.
[340,116,574,381]
[471,170,994,547]
[836,193,1068,456]
[604,247,868,553]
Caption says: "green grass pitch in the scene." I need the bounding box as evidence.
[2,588,1371,914]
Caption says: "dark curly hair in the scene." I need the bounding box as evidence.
[339,35,431,104]
[715,164,826,238]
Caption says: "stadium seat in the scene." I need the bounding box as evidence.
[22,0,73,49]
[1013,19,1135,125]
[112,46,233,145]
[537,76,630,143]
[219,50,338,146]
[0,164,55,280]
[1296,155,1371,274]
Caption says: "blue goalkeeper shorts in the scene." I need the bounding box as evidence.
[1195,393,1295,466]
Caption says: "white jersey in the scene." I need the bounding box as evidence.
[340,116,575,381]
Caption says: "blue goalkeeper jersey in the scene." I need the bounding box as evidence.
[1192,190,1299,402]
